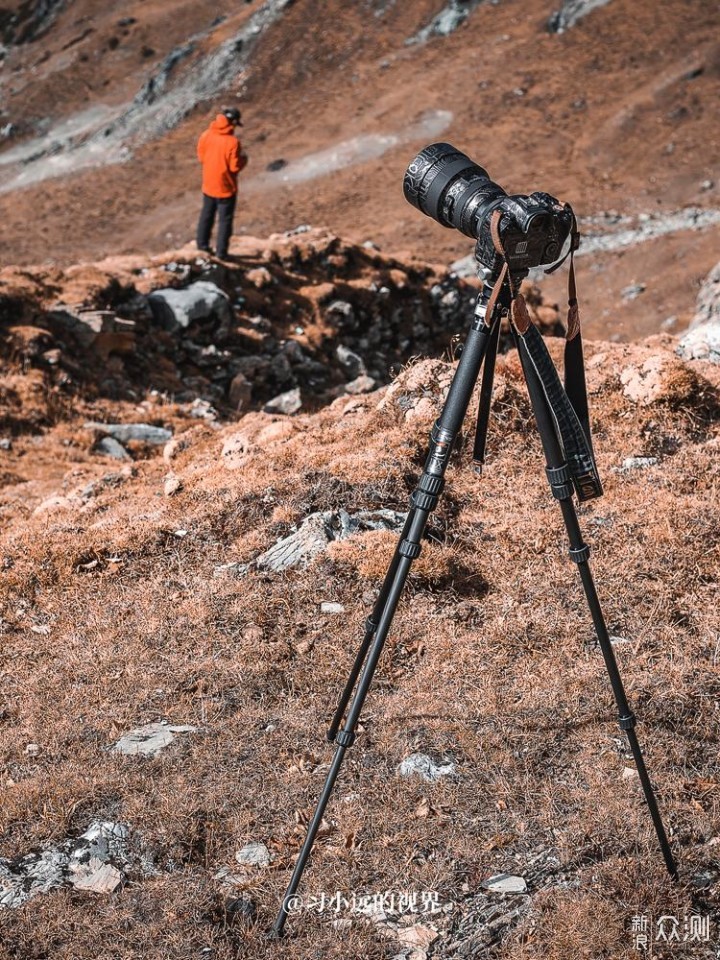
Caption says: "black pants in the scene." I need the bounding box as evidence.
[196,193,236,258]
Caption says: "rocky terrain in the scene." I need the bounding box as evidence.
[0,0,719,339]
[1,1,720,958]
[0,226,719,957]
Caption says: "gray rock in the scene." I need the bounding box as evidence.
[547,0,613,33]
[336,344,366,378]
[147,281,232,332]
[407,0,488,44]
[618,456,658,472]
[0,821,132,909]
[235,841,271,868]
[483,873,528,894]
[85,422,172,445]
[398,753,456,781]
[621,282,646,301]
[264,387,302,415]
[677,261,720,363]
[228,372,253,411]
[112,722,198,756]
[96,436,131,460]
[320,601,345,614]
[345,374,377,395]
[252,508,405,574]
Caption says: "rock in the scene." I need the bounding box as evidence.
[618,456,658,472]
[245,267,273,289]
[336,344,366,378]
[677,262,720,362]
[619,355,703,406]
[264,387,302,415]
[112,722,198,756]
[71,862,123,894]
[0,821,133,909]
[622,767,638,780]
[320,601,345,614]
[345,374,376,395]
[33,496,74,516]
[85,422,172,445]
[163,436,189,464]
[164,474,183,496]
[228,372,253,411]
[252,509,405,573]
[24,743,41,757]
[96,436,131,460]
[235,841,271,868]
[482,873,528,894]
[147,281,232,332]
[398,753,456,781]
[547,0,613,34]
[221,430,252,470]
[396,924,439,949]
[621,282,646,301]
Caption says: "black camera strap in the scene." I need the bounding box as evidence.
[472,211,602,501]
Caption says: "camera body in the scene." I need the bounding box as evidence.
[474,191,574,275]
[403,142,574,275]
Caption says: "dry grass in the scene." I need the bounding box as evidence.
[0,337,719,959]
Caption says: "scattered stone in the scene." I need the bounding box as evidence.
[0,821,133,909]
[336,344,366,378]
[407,0,486,44]
[235,841,271,868]
[344,374,376,395]
[147,281,232,332]
[618,456,658,472]
[24,743,41,757]
[622,767,638,780]
[677,261,720,363]
[71,862,123,894]
[320,601,345,614]
[228,372,253,411]
[164,474,183,496]
[621,282,646,301]
[398,753,456,781]
[85,422,172,445]
[96,436,131,460]
[221,430,252,470]
[163,436,189,464]
[246,267,273,289]
[547,0,613,34]
[112,722,198,757]
[264,387,302,415]
[250,508,405,574]
[0,438,11,450]
[619,355,704,406]
[482,873,528,894]
[396,924,439,949]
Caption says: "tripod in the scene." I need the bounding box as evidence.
[271,259,677,938]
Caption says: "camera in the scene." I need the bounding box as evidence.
[403,142,574,275]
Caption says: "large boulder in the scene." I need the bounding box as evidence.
[677,262,720,363]
[147,281,232,332]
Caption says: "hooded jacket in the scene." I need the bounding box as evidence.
[197,115,247,198]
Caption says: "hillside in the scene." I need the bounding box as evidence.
[0,232,719,958]
[0,0,719,338]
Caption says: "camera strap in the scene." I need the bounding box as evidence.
[472,211,602,501]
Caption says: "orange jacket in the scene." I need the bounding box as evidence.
[197,115,247,198]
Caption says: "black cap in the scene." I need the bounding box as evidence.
[222,107,243,126]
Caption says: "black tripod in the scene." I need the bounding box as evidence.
[271,261,677,938]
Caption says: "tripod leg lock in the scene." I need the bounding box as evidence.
[569,544,590,564]
[411,489,438,511]
[399,540,422,559]
[335,729,356,747]
[545,465,573,501]
[618,713,637,731]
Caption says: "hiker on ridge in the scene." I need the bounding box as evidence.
[196,107,247,260]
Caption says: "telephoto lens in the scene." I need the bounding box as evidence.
[403,142,507,239]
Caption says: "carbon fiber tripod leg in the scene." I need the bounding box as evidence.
[514,330,677,880]
[270,298,500,938]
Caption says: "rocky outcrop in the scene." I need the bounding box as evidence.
[677,261,720,364]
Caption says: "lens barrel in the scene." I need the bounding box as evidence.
[403,142,507,240]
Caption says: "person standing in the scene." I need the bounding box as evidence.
[196,107,247,260]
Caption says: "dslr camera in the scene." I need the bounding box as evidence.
[403,142,574,275]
